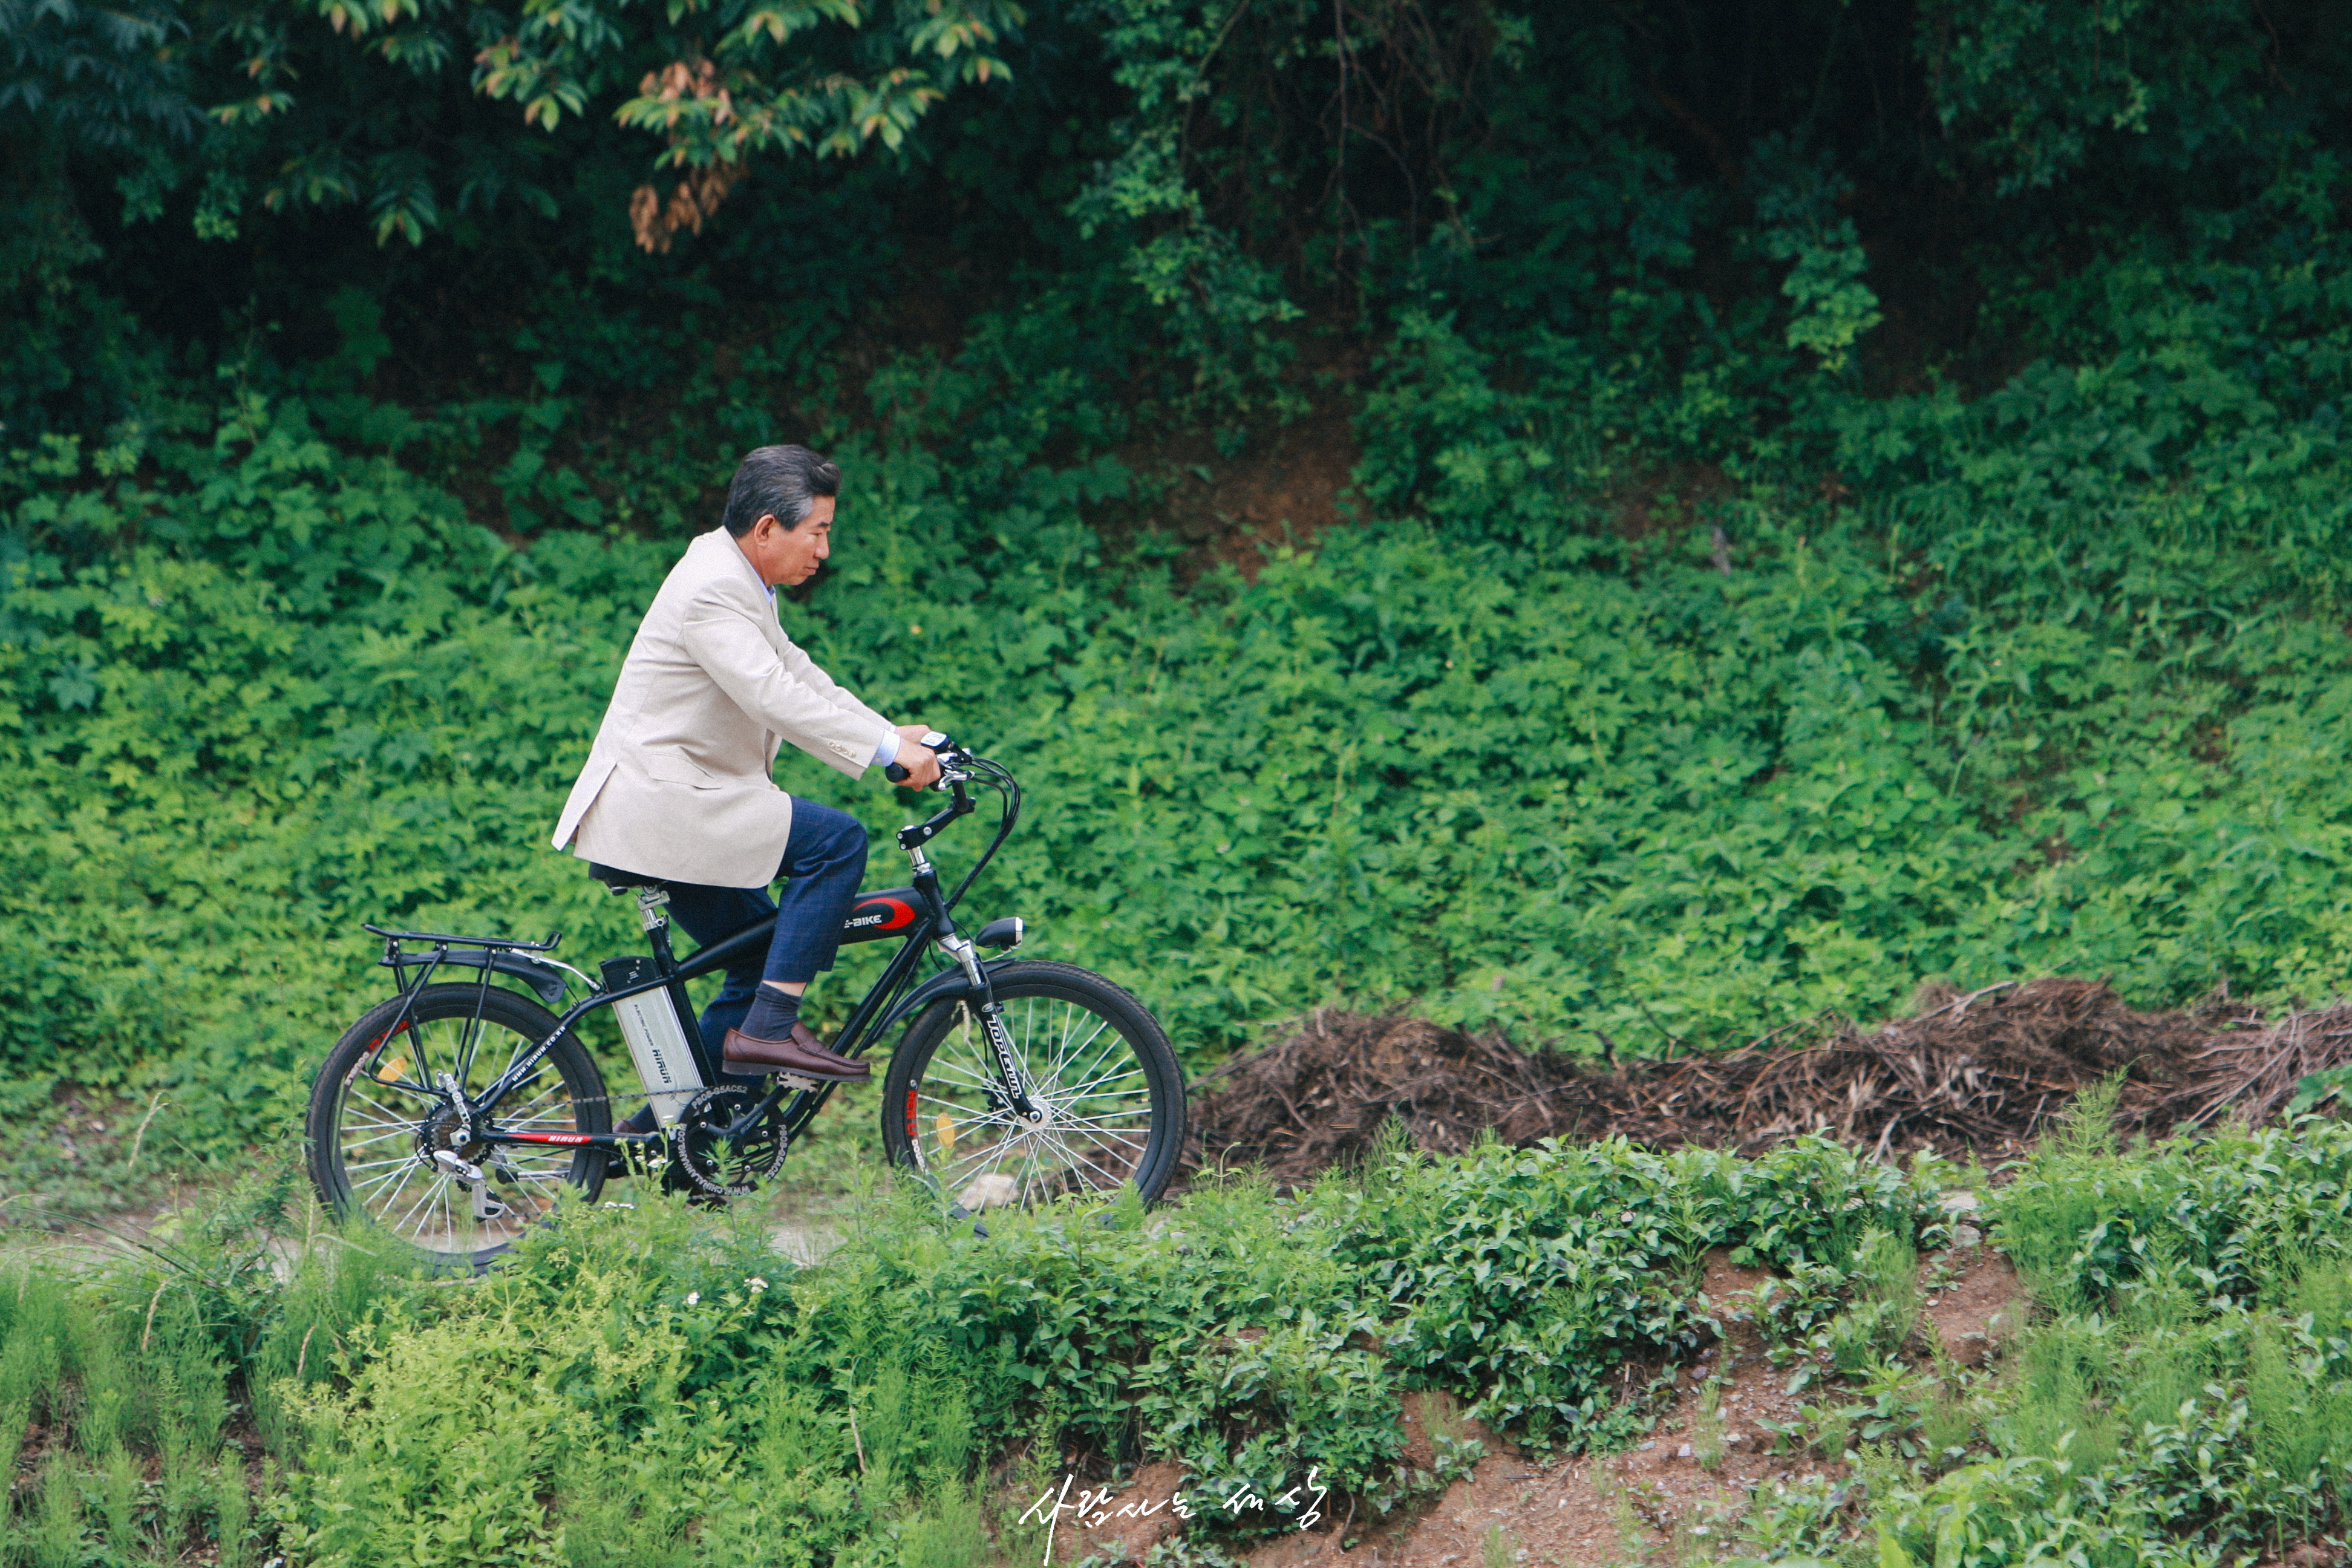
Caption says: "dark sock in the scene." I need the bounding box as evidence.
[740,984,802,1040]
[619,1105,658,1135]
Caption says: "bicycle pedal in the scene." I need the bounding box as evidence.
[776,1073,821,1093]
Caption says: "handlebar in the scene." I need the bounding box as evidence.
[883,731,957,785]
[883,736,1021,914]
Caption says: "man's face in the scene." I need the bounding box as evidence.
[742,496,835,587]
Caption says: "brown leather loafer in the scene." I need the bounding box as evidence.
[721,1021,870,1080]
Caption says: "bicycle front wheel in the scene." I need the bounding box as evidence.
[306,983,610,1270]
[881,961,1186,1209]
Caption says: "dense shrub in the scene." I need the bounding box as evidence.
[262,1134,1930,1564]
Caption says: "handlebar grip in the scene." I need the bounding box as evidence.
[886,733,957,786]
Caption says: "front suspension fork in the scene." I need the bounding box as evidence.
[916,843,1043,1125]
[941,938,1043,1124]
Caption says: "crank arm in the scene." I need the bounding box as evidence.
[719,1077,815,1142]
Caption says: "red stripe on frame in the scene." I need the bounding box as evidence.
[853,896,918,930]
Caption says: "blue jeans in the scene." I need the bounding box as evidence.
[664,798,871,1048]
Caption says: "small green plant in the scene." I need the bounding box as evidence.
[1745,1263,1846,1367]
[27,1451,85,1568]
[1728,1474,1848,1560]
[2001,1322,2120,1474]
[1915,1359,1974,1465]
[1691,1377,1727,1472]
[1812,1403,1851,1462]
[1670,1495,1737,1566]
[1589,1462,1653,1563]
[992,1405,1068,1568]
[98,1443,143,1556]
[1417,1390,1488,1488]
[2247,1322,2352,1491]
[1823,1305,1888,1374]
[903,1481,989,1568]
[216,1449,254,1568]
[1480,1521,1517,1568]
[1992,1076,2134,1313]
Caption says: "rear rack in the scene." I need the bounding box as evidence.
[362,922,563,953]
[362,923,578,1008]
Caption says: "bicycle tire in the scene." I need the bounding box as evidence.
[880,961,1186,1209]
[306,983,610,1270]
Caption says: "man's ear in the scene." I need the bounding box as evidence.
[753,513,782,539]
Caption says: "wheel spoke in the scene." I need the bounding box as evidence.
[1055,1109,1154,1135]
[389,1169,443,1234]
[1047,1014,1112,1080]
[352,1161,417,1203]
[340,1154,420,1174]
[1058,1060,1148,1100]
[1068,1123,1149,1172]
[923,1057,1002,1094]
[1037,1125,1125,1189]
[1056,1025,1129,1094]
[913,1094,1008,1131]
[348,1085,428,1123]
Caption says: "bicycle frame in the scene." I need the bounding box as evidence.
[363,750,1036,1162]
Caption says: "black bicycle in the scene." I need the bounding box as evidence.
[304,740,1187,1269]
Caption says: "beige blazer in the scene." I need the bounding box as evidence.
[551,529,895,887]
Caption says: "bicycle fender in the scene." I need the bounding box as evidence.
[381,949,569,1008]
[875,957,1020,1037]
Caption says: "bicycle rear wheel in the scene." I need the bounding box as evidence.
[306,983,609,1270]
[880,961,1185,1209]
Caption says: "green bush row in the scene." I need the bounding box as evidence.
[22,1132,1912,1568]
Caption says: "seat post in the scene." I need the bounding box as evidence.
[637,886,680,975]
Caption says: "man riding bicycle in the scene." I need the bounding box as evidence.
[550,445,941,1126]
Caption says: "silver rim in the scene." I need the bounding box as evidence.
[334,1014,586,1256]
[907,993,1157,1210]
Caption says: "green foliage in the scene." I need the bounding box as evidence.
[1994,1102,2352,1314]
[1916,0,2279,194]
[18,1110,2352,1568]
[1711,1120,2352,1565]
[32,279,2352,1187]
[8,0,2352,1207]
[252,1135,1935,1560]
[1818,1228,1920,1373]
[17,5,2352,1556]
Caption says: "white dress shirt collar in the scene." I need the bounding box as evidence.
[722,529,777,601]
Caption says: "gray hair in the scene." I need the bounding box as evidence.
[721,445,841,537]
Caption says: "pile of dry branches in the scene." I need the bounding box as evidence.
[1189,979,2347,1187]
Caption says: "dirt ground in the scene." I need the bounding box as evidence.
[1045,1246,2020,1568]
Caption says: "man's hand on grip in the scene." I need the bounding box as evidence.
[890,731,943,789]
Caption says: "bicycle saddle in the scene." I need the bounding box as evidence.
[588,863,667,890]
